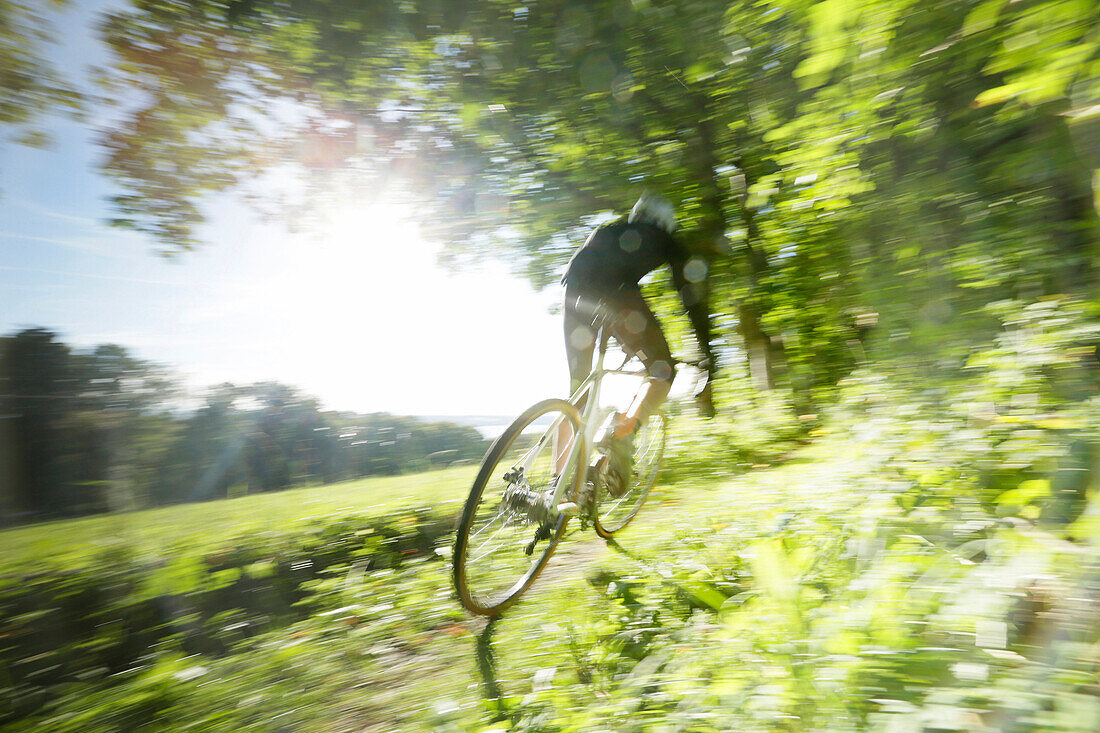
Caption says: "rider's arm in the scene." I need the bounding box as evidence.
[668,241,718,417]
[667,241,715,369]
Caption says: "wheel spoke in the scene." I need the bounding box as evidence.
[454,399,584,615]
[467,507,511,547]
[466,502,509,542]
[468,519,523,564]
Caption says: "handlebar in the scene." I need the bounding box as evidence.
[674,355,708,369]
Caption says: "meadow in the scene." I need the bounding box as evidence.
[0,465,477,574]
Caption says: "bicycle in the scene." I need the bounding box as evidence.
[452,306,678,617]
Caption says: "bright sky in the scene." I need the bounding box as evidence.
[0,0,567,417]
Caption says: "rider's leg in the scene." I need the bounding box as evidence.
[614,375,671,438]
[609,293,676,438]
[555,387,586,474]
[557,290,595,473]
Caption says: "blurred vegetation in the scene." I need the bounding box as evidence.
[2,0,1100,730]
[0,327,488,521]
[0,465,475,572]
[0,500,462,729]
[0,0,82,149]
[93,0,1099,405]
[3,300,1100,729]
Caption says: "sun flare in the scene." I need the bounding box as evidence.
[244,198,567,416]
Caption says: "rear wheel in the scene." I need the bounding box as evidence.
[453,399,585,616]
[593,411,666,538]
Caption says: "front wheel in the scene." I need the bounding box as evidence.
[453,399,585,616]
[593,412,666,538]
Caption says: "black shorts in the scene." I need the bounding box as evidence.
[563,284,675,390]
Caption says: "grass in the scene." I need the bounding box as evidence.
[444,443,849,728]
[3,444,751,731]
[0,465,477,573]
[8,425,1100,731]
[3,440,871,731]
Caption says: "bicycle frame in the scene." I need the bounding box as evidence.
[453,315,673,615]
[548,322,648,510]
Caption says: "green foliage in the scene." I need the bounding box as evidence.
[90,0,1100,421]
[453,297,1100,732]
[5,354,1100,731]
[5,2,1100,730]
[0,501,459,728]
[662,393,807,481]
[1,328,488,519]
[0,464,475,572]
[0,0,82,145]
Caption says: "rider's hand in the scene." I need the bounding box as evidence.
[693,359,716,418]
[694,381,716,418]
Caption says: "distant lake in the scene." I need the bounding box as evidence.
[473,416,555,441]
[414,414,555,441]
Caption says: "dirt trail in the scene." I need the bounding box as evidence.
[534,530,611,586]
[522,484,711,600]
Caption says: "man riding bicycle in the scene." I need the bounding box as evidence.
[561,193,717,495]
[452,193,720,614]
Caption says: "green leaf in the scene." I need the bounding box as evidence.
[962,0,1008,36]
[973,82,1025,107]
[794,46,845,83]
[749,538,796,602]
[996,479,1051,506]
[681,579,728,610]
[793,0,854,87]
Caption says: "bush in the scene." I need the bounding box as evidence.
[0,507,457,727]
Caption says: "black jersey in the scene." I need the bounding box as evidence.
[561,220,685,290]
[561,219,713,362]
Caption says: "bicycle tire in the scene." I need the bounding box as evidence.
[453,398,585,616]
[593,411,666,538]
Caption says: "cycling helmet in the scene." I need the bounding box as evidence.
[628,193,678,234]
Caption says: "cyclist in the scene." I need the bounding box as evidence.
[561,193,717,495]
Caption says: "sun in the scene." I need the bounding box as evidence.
[249,197,567,416]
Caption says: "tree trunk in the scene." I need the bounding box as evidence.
[735,159,785,391]
[0,414,21,524]
[738,301,777,391]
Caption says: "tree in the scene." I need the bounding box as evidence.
[95,0,1099,402]
[156,383,247,503]
[0,327,488,517]
[0,0,82,147]
[96,0,806,385]
[761,0,1100,378]
[0,331,180,515]
[64,344,175,509]
[1,328,76,514]
[242,382,327,491]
